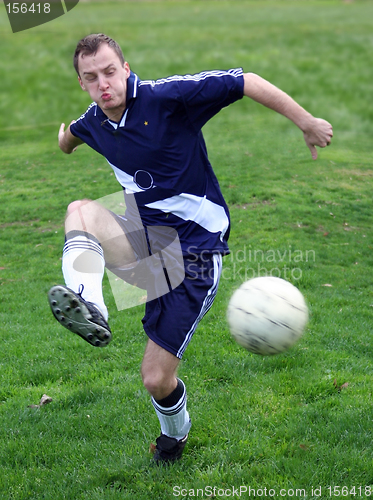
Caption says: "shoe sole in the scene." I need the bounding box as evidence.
[48,285,112,347]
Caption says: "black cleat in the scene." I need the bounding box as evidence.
[48,285,112,347]
[152,434,188,464]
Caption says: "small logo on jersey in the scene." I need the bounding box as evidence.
[144,121,149,126]
[134,170,154,191]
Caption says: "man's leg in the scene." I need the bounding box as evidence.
[49,199,137,346]
[64,199,136,271]
[63,199,136,311]
[141,339,191,462]
[141,338,180,400]
[139,255,222,462]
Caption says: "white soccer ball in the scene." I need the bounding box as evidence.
[227,276,308,355]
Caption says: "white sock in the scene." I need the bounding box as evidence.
[151,379,192,440]
[62,232,108,321]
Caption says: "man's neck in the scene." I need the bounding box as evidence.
[104,106,126,123]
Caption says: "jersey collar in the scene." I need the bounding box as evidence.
[126,71,139,102]
[95,71,139,129]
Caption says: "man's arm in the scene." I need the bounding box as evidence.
[58,122,84,154]
[243,72,333,160]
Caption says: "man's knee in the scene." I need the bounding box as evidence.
[142,371,160,396]
[141,366,177,400]
[66,199,92,216]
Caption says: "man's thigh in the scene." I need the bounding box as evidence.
[65,199,137,268]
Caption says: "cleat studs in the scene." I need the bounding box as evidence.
[49,287,111,348]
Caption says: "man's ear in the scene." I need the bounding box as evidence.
[78,76,86,91]
[124,61,131,78]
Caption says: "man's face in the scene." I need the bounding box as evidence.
[78,43,130,120]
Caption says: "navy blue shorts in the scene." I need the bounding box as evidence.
[106,209,223,358]
[142,253,222,358]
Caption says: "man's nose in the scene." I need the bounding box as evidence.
[98,75,109,90]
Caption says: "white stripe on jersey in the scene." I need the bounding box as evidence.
[138,68,243,87]
[107,160,145,193]
[146,193,229,236]
[177,253,222,358]
[132,74,138,97]
[106,161,229,236]
[75,102,97,122]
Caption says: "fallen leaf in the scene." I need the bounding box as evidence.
[28,394,52,408]
[333,379,349,392]
[149,442,156,454]
[39,394,52,406]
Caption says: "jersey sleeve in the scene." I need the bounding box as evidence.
[69,103,102,154]
[177,68,244,130]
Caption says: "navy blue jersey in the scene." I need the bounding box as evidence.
[70,69,244,256]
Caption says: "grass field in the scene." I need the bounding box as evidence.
[1,1,373,499]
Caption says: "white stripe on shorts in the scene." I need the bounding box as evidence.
[177,254,222,358]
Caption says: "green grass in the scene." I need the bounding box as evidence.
[1,1,373,498]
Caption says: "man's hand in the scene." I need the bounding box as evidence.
[243,73,333,160]
[302,117,333,160]
[58,121,83,154]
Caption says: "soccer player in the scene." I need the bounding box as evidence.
[49,33,333,464]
